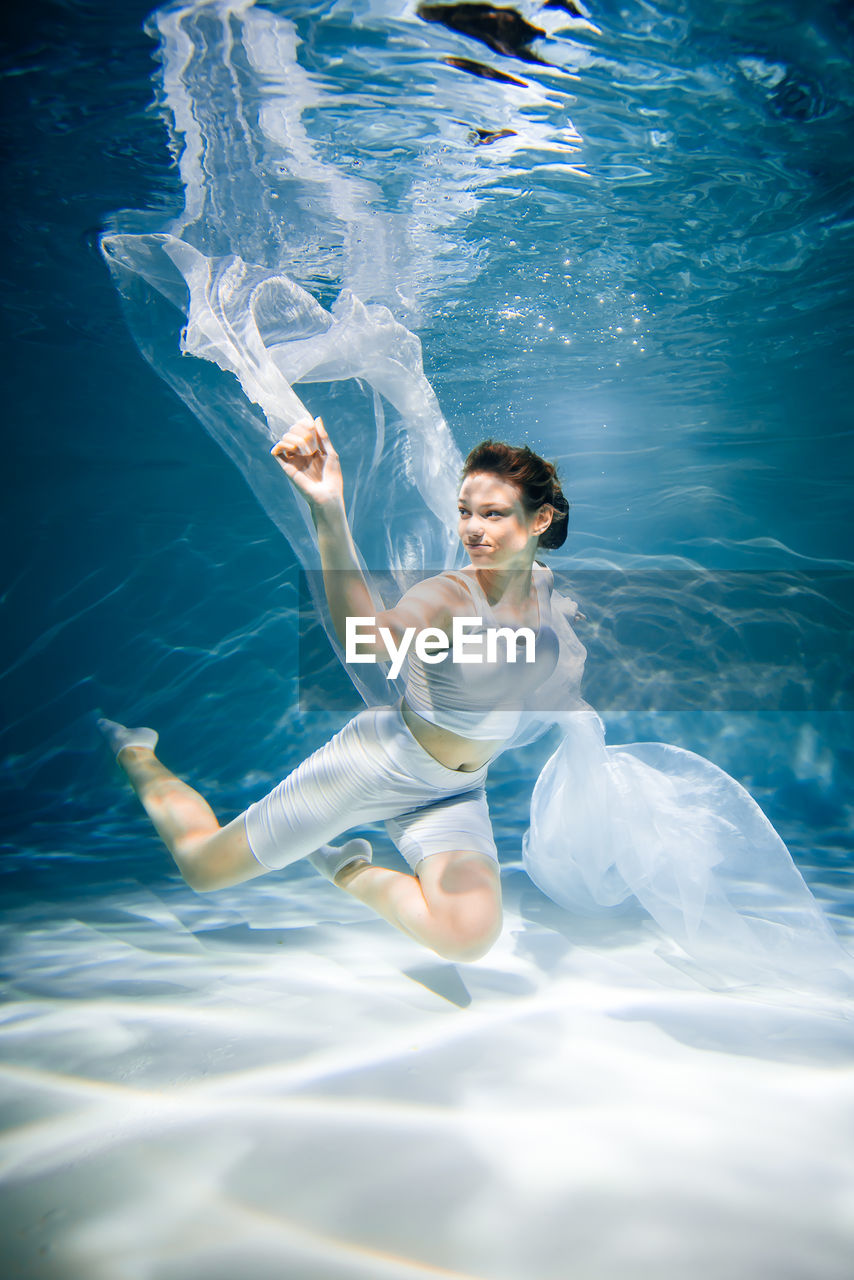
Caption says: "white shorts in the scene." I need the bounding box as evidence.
[244,702,497,872]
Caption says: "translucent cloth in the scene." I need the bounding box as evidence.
[102,0,852,990]
[525,711,852,988]
[101,229,463,704]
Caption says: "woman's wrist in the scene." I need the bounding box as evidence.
[311,494,347,531]
[314,499,359,571]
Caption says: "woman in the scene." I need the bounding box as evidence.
[99,415,573,963]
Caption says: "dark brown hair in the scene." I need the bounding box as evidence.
[461,440,569,550]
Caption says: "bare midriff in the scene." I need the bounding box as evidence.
[400,699,505,773]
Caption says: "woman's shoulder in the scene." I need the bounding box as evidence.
[533,561,555,591]
[394,571,473,627]
[412,570,475,596]
[435,567,480,596]
[534,562,582,622]
[435,569,489,616]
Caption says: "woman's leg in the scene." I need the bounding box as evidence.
[117,745,500,956]
[106,714,502,959]
[335,850,503,962]
[118,740,500,956]
[116,745,266,892]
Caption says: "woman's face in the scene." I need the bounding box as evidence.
[457,472,551,567]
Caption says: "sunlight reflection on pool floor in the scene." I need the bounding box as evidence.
[2,862,852,1280]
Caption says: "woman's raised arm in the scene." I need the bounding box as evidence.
[271,416,376,642]
[271,417,454,661]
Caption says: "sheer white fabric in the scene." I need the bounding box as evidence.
[525,710,852,988]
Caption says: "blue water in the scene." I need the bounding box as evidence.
[2,2,854,1275]
[4,0,852,895]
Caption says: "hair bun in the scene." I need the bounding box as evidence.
[540,482,569,550]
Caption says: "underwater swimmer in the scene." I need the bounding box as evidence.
[100,415,570,962]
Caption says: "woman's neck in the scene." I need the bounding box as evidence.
[469,558,541,610]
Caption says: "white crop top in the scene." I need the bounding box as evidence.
[401,569,561,740]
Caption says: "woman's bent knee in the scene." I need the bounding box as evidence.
[417,851,503,961]
[431,912,502,962]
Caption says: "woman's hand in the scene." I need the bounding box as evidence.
[271,416,343,510]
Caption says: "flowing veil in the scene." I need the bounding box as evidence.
[103,0,852,992]
[103,0,471,704]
